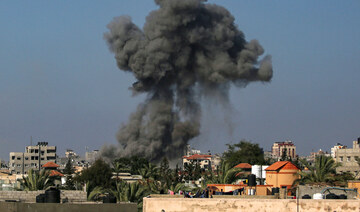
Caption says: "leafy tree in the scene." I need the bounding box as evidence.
[222,140,265,167]
[280,148,288,161]
[113,156,149,175]
[75,159,113,195]
[297,155,340,185]
[18,169,54,191]
[63,159,75,190]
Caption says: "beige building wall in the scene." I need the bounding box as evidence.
[266,169,299,187]
[9,142,56,175]
[335,140,360,176]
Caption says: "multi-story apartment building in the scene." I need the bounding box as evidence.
[9,142,56,175]
[331,143,346,159]
[271,140,296,160]
[335,138,360,176]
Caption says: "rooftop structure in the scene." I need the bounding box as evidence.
[9,142,56,175]
[265,161,300,188]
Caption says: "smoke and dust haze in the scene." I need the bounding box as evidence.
[101,0,273,163]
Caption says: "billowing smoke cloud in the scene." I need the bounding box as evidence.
[101,0,273,162]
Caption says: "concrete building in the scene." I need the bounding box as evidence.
[182,154,212,170]
[85,150,99,164]
[271,141,296,160]
[265,161,300,188]
[9,142,56,175]
[335,138,360,176]
[331,143,346,159]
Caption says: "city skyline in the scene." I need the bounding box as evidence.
[1,1,360,160]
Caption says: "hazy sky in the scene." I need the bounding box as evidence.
[1,1,359,161]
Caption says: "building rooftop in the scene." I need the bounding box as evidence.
[42,161,60,168]
[265,161,299,171]
[234,163,252,169]
[183,154,211,160]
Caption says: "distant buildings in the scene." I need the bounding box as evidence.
[271,141,296,160]
[85,150,99,164]
[335,138,360,176]
[9,142,56,175]
[182,145,221,170]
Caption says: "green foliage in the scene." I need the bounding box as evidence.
[63,159,76,190]
[139,162,158,180]
[75,159,113,193]
[183,161,201,181]
[297,155,340,185]
[18,169,55,191]
[222,140,265,167]
[203,161,242,185]
[113,156,149,175]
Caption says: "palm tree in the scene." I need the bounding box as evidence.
[18,169,54,191]
[112,161,122,181]
[109,180,128,202]
[87,186,105,201]
[139,162,158,180]
[297,155,340,184]
[204,161,243,185]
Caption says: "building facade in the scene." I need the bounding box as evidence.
[265,161,300,188]
[9,142,56,175]
[271,141,296,160]
[335,138,360,176]
[331,143,346,159]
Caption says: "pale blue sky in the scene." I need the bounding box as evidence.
[1,1,360,160]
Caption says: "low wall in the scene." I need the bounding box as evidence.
[143,198,360,212]
[0,190,87,203]
[0,202,137,212]
[298,185,357,199]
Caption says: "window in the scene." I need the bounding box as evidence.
[25,157,29,160]
[34,156,38,160]
[347,156,351,162]
[11,156,15,160]
[17,157,21,160]
[35,150,38,153]
[339,156,343,162]
[41,151,44,155]
[41,158,44,161]
[17,164,21,167]
[31,156,35,160]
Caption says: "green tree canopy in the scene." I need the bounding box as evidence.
[222,140,265,167]
[75,159,113,189]
[113,156,149,175]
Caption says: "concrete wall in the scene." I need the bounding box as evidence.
[0,190,87,203]
[143,198,360,212]
[298,185,357,199]
[0,202,137,212]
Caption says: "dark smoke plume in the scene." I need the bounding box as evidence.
[101,0,273,162]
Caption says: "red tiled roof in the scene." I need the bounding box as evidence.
[183,154,211,160]
[265,161,299,171]
[49,170,64,177]
[234,163,252,169]
[42,162,60,168]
